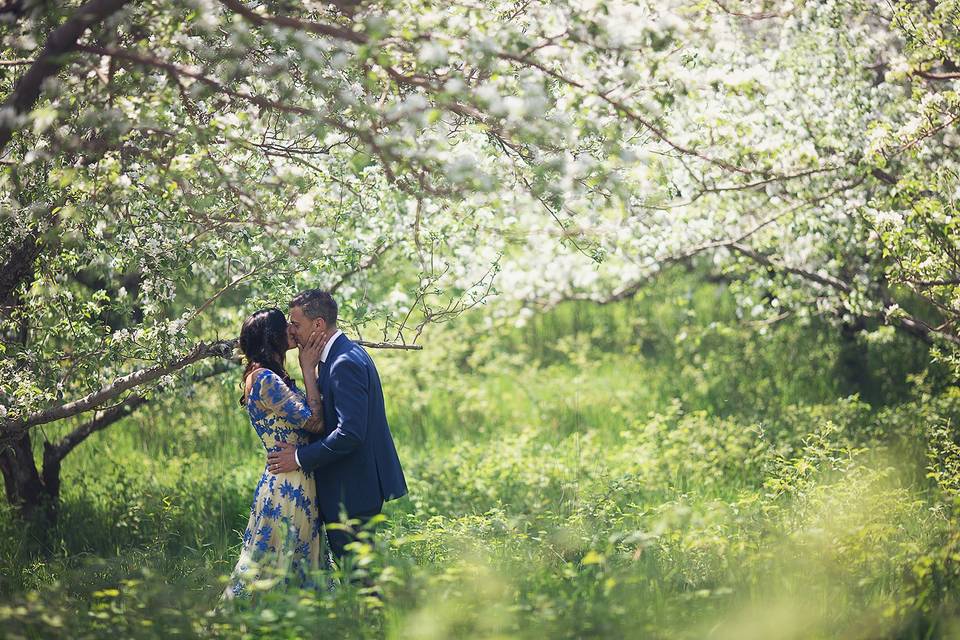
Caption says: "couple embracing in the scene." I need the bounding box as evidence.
[223,289,407,599]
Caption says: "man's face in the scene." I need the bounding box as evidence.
[287,305,325,347]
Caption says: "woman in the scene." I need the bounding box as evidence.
[223,308,330,600]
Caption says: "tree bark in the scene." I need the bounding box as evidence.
[0,229,43,308]
[0,431,53,520]
[0,210,60,312]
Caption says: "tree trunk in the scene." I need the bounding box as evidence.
[0,364,235,523]
[41,442,63,507]
[835,317,873,401]
[0,431,56,521]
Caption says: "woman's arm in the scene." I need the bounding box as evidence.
[300,361,323,415]
[298,330,330,415]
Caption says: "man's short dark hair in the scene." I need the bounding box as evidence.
[289,289,338,326]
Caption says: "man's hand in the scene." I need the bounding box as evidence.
[267,441,299,474]
[298,329,331,371]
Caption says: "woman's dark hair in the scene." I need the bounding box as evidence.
[238,308,293,405]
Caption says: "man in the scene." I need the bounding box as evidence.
[267,289,408,559]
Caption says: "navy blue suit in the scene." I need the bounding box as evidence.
[296,333,407,534]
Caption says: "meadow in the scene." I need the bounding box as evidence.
[2,270,959,639]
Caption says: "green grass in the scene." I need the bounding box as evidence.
[2,271,960,638]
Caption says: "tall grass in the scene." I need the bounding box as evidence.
[2,270,959,638]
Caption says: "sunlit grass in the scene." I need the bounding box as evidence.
[2,272,958,638]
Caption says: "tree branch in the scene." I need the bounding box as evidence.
[355,340,423,350]
[712,0,791,20]
[902,276,960,287]
[494,50,760,176]
[45,362,236,464]
[915,69,960,80]
[216,0,366,45]
[727,242,853,293]
[0,217,54,308]
[0,0,132,153]
[78,45,401,173]
[1,332,419,443]
[46,395,150,464]
[185,264,276,326]
[329,242,393,294]
[0,339,236,441]
[77,45,315,116]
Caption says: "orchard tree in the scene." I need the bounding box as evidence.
[1,0,752,517]
[2,0,958,519]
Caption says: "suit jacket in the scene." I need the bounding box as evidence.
[296,333,408,521]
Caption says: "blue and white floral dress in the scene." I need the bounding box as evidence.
[224,369,325,599]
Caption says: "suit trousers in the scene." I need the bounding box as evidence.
[324,503,383,560]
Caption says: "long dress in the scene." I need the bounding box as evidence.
[223,369,325,600]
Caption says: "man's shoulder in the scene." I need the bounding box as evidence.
[329,338,368,368]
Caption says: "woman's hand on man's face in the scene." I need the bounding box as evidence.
[298,329,330,369]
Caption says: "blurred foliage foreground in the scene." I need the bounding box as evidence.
[2,271,960,639]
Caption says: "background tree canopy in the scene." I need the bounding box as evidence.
[2,0,960,636]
